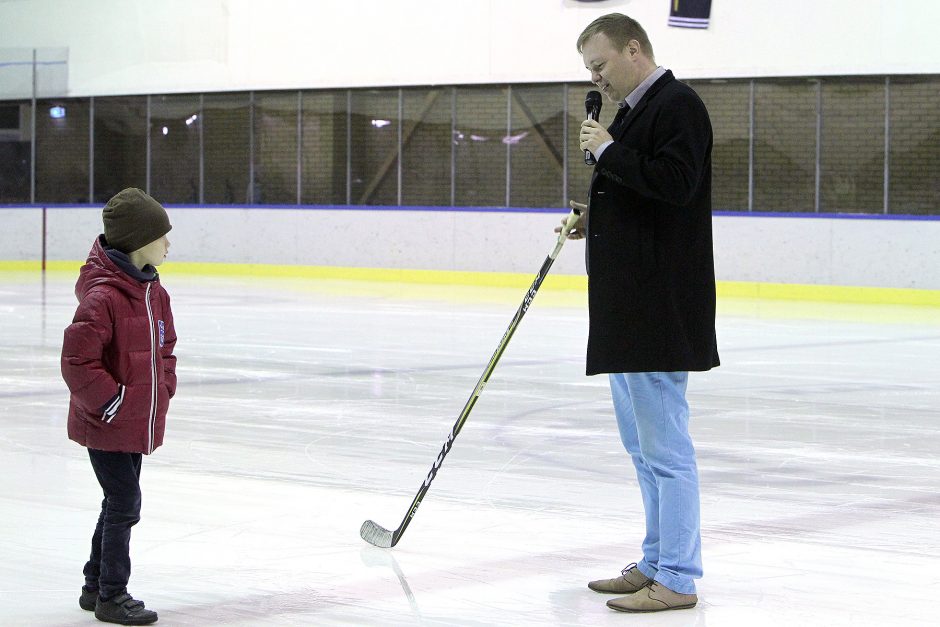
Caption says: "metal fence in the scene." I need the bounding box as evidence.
[1,54,937,215]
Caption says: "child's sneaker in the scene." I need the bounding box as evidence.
[79,586,98,611]
[94,592,158,625]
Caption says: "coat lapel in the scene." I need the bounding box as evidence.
[612,70,675,140]
[586,71,678,212]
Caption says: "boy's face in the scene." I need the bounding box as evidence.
[134,235,170,268]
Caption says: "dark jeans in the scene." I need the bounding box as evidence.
[84,449,143,599]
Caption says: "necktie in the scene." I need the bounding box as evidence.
[609,104,631,136]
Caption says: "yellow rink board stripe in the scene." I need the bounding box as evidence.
[3,260,940,307]
[714,281,940,307]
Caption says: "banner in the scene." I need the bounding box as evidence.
[668,0,713,29]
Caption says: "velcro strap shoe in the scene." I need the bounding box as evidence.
[94,592,158,625]
[79,586,98,611]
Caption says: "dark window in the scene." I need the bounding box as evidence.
[819,78,884,214]
[889,76,940,215]
[203,93,250,204]
[401,87,452,206]
[93,96,147,203]
[36,98,90,203]
[454,86,506,207]
[301,91,348,205]
[0,101,31,202]
[510,85,565,208]
[150,94,201,204]
[350,89,399,206]
[255,91,298,205]
[754,80,817,212]
[2,75,939,216]
[689,80,750,211]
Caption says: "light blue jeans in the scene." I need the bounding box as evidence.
[609,371,702,595]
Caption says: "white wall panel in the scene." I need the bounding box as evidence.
[44,207,103,262]
[712,216,835,285]
[0,209,42,260]
[1,0,938,97]
[4,206,939,290]
[830,219,940,289]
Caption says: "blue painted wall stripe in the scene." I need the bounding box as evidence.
[0,204,938,221]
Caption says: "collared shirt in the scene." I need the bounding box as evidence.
[594,66,667,161]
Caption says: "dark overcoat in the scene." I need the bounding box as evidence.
[585,70,720,375]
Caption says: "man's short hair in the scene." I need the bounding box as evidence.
[577,13,655,61]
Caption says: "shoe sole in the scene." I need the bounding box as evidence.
[607,601,697,613]
[93,614,158,626]
[79,598,96,611]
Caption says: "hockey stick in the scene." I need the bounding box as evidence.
[360,208,583,548]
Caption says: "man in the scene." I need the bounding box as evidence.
[558,13,719,613]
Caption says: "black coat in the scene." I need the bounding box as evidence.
[585,70,720,375]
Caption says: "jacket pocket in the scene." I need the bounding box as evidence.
[100,384,126,422]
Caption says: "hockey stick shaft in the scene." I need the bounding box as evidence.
[361,208,582,548]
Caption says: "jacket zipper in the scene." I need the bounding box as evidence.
[145,282,157,454]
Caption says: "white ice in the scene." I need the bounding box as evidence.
[1,272,939,626]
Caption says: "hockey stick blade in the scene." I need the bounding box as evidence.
[360,519,396,548]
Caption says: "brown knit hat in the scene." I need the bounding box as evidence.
[102,188,172,254]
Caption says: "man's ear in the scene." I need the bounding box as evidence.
[628,39,641,57]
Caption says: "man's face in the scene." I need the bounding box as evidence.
[581,33,641,104]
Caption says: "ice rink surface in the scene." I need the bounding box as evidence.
[1,270,938,626]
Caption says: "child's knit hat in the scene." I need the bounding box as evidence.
[102,188,172,253]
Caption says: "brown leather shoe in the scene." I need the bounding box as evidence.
[587,563,653,593]
[607,582,698,612]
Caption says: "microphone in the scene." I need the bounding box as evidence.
[584,90,602,165]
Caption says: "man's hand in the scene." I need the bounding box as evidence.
[555,200,588,240]
[579,119,613,157]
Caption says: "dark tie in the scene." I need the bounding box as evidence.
[609,104,631,136]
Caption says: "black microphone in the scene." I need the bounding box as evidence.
[584,90,602,165]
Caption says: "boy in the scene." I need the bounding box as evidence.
[61,187,177,626]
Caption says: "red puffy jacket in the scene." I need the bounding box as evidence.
[62,237,177,454]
